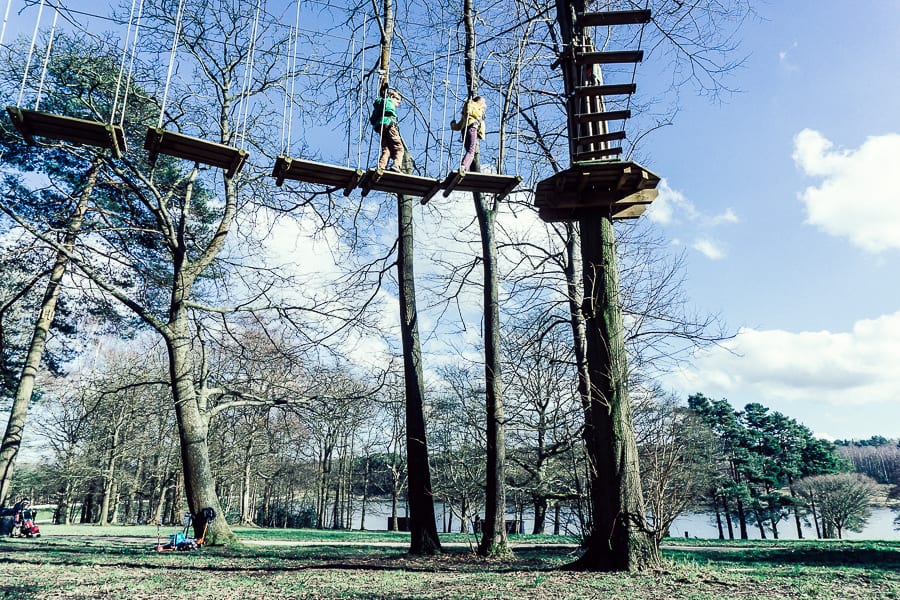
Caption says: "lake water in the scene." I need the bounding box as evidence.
[670,507,899,540]
[353,501,900,540]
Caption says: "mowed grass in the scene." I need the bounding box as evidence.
[1,526,898,599]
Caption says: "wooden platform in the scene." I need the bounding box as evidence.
[435,170,522,204]
[534,160,660,221]
[272,156,363,196]
[358,168,442,203]
[577,10,652,28]
[7,106,127,158]
[144,127,248,179]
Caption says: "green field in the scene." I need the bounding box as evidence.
[1,526,898,599]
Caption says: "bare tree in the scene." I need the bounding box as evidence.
[632,385,718,545]
[795,473,877,539]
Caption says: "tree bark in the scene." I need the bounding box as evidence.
[0,161,100,505]
[98,419,122,526]
[398,183,441,554]
[566,216,658,571]
[164,311,230,543]
[474,189,508,556]
[456,0,508,558]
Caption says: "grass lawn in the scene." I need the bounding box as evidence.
[1,526,898,599]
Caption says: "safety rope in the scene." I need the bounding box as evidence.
[624,0,650,160]
[17,0,47,107]
[112,0,143,125]
[424,51,436,174]
[283,0,302,154]
[237,0,263,150]
[0,0,14,47]
[118,1,144,127]
[158,0,187,128]
[438,32,452,174]
[356,14,367,169]
[34,0,59,111]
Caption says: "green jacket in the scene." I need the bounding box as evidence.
[370,97,399,128]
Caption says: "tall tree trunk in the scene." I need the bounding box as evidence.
[0,161,100,504]
[457,0,508,558]
[810,499,821,539]
[359,455,369,531]
[374,0,440,555]
[474,188,507,556]
[532,496,548,535]
[553,501,561,535]
[723,496,735,539]
[564,225,591,413]
[736,497,748,539]
[164,310,231,543]
[98,422,121,526]
[240,439,254,525]
[787,476,803,539]
[566,217,658,571]
[398,185,441,554]
[713,495,724,539]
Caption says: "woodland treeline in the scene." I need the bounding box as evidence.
[7,351,898,542]
[5,0,891,572]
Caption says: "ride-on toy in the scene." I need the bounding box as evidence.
[154,507,216,551]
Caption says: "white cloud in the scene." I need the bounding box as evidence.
[707,208,739,226]
[665,311,900,408]
[793,129,900,252]
[646,179,693,225]
[691,238,725,260]
[778,41,799,71]
[646,179,737,260]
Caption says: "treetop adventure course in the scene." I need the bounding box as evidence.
[0,0,669,571]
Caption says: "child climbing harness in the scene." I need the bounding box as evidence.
[370,85,405,171]
[450,96,486,172]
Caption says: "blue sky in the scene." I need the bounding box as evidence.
[3,0,897,444]
[643,1,900,440]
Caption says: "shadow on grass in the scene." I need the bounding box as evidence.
[1,540,577,575]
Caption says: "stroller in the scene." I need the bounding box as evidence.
[17,507,40,537]
[1,498,40,538]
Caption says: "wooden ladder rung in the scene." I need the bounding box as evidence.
[572,110,631,124]
[577,10,652,27]
[7,106,127,158]
[573,50,644,65]
[144,127,248,179]
[573,131,626,146]
[573,84,636,98]
[574,147,623,161]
